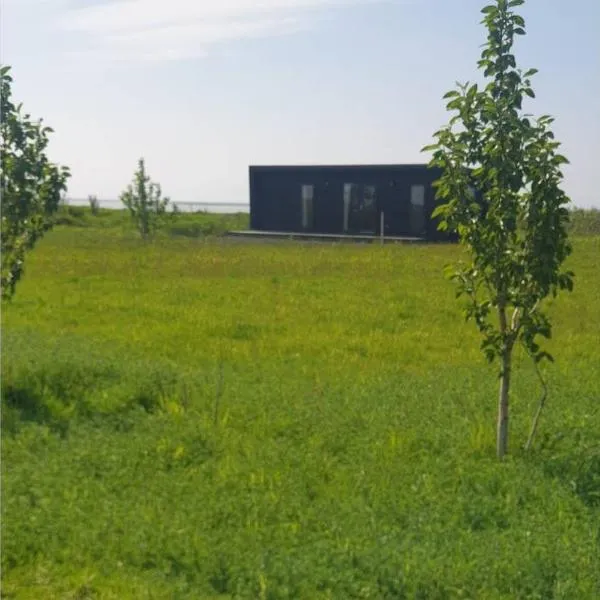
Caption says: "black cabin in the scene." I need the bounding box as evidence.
[248,164,454,241]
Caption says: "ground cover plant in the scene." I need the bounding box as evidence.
[2,218,599,598]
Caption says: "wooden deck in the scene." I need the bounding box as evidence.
[225,230,426,244]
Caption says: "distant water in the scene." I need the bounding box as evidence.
[65,198,249,214]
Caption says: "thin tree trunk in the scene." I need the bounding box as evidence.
[497,306,512,460]
[497,350,511,459]
[524,357,548,451]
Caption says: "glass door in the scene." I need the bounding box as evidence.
[343,183,377,234]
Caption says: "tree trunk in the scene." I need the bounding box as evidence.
[497,348,511,459]
[497,305,512,460]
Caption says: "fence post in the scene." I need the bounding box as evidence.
[380,211,385,245]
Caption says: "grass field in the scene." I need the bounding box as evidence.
[2,210,599,599]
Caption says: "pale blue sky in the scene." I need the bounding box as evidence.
[3,0,599,207]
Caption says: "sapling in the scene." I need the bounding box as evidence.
[120,158,170,239]
[88,194,100,215]
[423,0,574,458]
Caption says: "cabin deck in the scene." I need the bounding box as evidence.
[226,230,426,244]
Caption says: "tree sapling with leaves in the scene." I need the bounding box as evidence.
[120,158,170,239]
[1,65,71,300]
[88,194,100,215]
[422,0,574,459]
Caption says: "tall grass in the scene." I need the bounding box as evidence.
[2,221,599,598]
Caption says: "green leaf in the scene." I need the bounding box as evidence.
[535,351,554,364]
[442,264,456,279]
[431,205,448,219]
[538,115,555,125]
[484,348,496,363]
[443,90,460,99]
[446,98,463,111]
[508,0,525,6]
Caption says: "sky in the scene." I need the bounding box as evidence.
[2,0,599,207]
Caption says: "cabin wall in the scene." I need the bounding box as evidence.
[249,165,452,240]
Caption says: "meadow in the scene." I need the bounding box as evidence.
[1,209,599,599]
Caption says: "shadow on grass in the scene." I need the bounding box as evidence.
[1,359,188,438]
[2,383,67,436]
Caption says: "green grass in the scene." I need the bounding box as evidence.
[53,204,600,237]
[53,204,249,237]
[2,218,599,599]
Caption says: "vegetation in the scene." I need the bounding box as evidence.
[569,207,600,236]
[1,8,598,593]
[52,204,249,236]
[0,65,70,300]
[120,158,171,239]
[2,219,599,598]
[88,194,100,215]
[49,204,600,237]
[423,0,573,458]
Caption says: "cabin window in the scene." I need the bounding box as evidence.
[301,184,314,230]
[411,184,425,207]
[410,184,426,235]
[343,183,355,232]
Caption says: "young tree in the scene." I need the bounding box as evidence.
[120,158,170,239]
[1,66,70,300]
[422,0,574,459]
[88,194,100,215]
